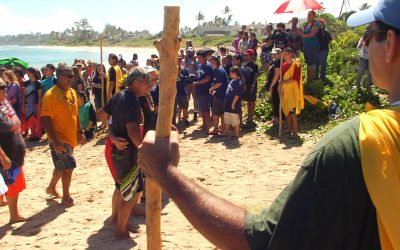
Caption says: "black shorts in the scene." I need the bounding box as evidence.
[243,87,257,102]
[176,96,189,109]
[197,95,211,112]
[111,146,143,202]
[211,96,224,116]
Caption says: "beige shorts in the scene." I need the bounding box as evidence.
[224,112,240,127]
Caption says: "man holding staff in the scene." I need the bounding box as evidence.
[138,0,400,249]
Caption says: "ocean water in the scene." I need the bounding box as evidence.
[0,45,158,69]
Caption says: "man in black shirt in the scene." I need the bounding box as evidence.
[267,48,282,125]
[243,49,259,125]
[102,67,149,240]
[316,19,333,79]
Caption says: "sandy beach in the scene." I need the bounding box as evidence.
[0,122,314,249]
[31,45,158,54]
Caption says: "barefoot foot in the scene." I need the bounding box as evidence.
[104,215,117,225]
[9,215,31,224]
[61,196,75,207]
[46,187,61,198]
[115,230,130,240]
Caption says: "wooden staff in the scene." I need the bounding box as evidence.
[147,6,181,250]
[279,56,283,137]
[100,33,105,107]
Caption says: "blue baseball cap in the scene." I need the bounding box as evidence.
[347,0,400,30]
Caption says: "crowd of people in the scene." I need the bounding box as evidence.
[0,3,395,247]
[0,9,330,239]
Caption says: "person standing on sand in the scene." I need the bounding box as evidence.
[280,47,304,137]
[24,67,43,142]
[242,49,259,126]
[0,78,29,224]
[137,1,400,248]
[107,53,123,102]
[208,56,228,135]
[193,49,213,132]
[41,64,86,206]
[41,64,57,94]
[222,66,243,138]
[101,67,149,239]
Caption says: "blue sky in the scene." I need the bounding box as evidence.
[0,0,377,35]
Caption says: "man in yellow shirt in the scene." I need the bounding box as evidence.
[107,53,123,101]
[41,64,86,206]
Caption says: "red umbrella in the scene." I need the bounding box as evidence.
[274,0,323,14]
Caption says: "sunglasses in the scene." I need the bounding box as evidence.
[0,85,6,90]
[364,29,387,47]
[60,74,74,79]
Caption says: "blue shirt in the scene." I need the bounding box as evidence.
[303,21,320,49]
[212,67,228,100]
[42,76,56,94]
[224,79,243,114]
[176,68,189,97]
[195,63,213,96]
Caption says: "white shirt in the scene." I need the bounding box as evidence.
[357,38,369,60]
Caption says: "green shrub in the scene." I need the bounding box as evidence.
[254,21,387,139]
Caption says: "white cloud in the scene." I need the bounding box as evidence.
[0,5,82,35]
[0,0,381,36]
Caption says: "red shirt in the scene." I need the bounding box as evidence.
[282,61,301,85]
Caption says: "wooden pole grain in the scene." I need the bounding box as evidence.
[146,6,181,250]
[100,34,104,107]
[279,56,283,137]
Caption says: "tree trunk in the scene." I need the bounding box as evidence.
[146,6,181,250]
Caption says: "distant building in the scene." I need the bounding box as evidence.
[191,26,238,36]
[189,19,307,38]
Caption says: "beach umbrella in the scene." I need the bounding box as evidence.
[274,0,323,14]
[0,57,29,69]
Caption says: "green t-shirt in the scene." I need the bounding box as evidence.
[245,117,381,250]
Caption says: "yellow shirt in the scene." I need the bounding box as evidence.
[106,65,124,97]
[41,86,78,147]
[360,107,400,250]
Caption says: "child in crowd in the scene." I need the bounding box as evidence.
[175,59,190,125]
[223,66,243,138]
[77,91,96,140]
[248,32,260,60]
[238,31,249,54]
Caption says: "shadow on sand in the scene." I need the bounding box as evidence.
[11,199,67,237]
[87,192,170,250]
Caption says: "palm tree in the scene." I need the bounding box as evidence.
[195,11,205,27]
[359,3,371,10]
[222,6,232,27]
[222,6,231,15]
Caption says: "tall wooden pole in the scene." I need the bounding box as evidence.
[100,33,105,107]
[279,56,283,137]
[147,6,181,250]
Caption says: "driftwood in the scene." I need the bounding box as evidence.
[146,6,181,250]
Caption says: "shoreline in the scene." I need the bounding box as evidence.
[26,45,157,53]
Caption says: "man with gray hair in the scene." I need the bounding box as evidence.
[101,67,149,239]
[41,64,86,206]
